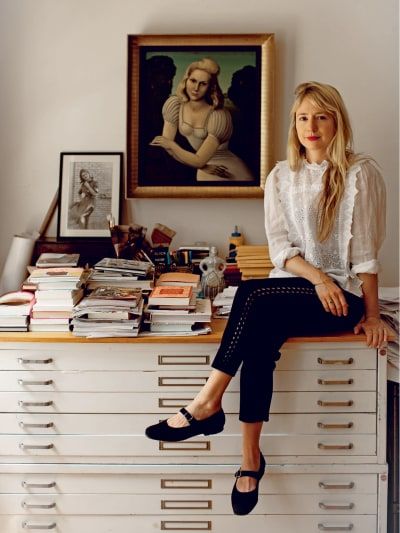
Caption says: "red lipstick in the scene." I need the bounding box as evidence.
[307,136,319,141]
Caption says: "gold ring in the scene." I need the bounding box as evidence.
[329,299,334,303]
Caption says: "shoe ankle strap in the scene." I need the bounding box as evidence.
[234,468,260,480]
[179,407,194,424]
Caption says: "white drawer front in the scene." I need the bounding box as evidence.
[0,345,218,371]
[0,492,377,515]
[277,347,376,370]
[0,472,378,495]
[0,343,375,371]
[0,369,376,392]
[0,434,376,458]
[1,391,377,414]
[0,514,378,533]
[0,413,375,435]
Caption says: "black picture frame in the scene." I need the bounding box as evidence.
[57,152,122,239]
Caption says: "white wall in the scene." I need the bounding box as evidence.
[0,0,398,285]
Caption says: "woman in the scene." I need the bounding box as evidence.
[150,57,254,182]
[145,81,389,515]
[69,169,99,229]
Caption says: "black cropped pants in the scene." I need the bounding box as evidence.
[211,277,364,423]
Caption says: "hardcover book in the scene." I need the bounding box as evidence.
[36,253,80,267]
[148,285,192,306]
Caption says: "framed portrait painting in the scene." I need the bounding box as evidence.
[127,34,275,198]
[57,152,122,239]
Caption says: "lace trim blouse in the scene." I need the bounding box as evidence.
[264,159,386,296]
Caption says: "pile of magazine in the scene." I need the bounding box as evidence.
[142,272,211,336]
[0,291,35,332]
[212,286,238,318]
[86,257,155,292]
[71,286,144,338]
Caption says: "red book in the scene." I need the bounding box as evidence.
[148,285,192,306]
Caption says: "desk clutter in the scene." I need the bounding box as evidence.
[0,219,277,337]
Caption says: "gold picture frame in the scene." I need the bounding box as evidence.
[126,33,275,198]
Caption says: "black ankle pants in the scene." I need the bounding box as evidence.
[211,277,364,423]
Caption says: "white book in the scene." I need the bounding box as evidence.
[147,298,211,323]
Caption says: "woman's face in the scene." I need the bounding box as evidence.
[186,69,211,102]
[295,96,336,163]
[81,170,90,181]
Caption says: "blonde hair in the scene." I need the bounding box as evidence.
[287,81,356,242]
[176,57,224,109]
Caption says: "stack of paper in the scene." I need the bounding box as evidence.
[143,285,211,336]
[212,286,238,318]
[0,291,34,331]
[71,286,143,338]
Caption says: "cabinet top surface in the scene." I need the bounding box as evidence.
[0,319,374,344]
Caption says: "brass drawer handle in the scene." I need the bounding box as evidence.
[317,357,354,365]
[159,398,193,408]
[22,501,56,509]
[19,401,54,407]
[161,521,211,531]
[318,400,353,407]
[158,377,208,387]
[160,441,210,452]
[19,422,54,429]
[18,380,53,386]
[318,443,353,450]
[22,481,56,489]
[161,499,212,510]
[158,355,210,366]
[18,358,53,365]
[318,422,354,429]
[19,443,54,450]
[22,522,57,530]
[161,479,212,489]
[319,481,355,490]
[318,379,354,385]
[318,524,353,531]
[319,502,355,510]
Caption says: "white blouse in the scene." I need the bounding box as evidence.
[264,159,386,296]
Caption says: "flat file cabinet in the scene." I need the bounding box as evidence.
[0,323,388,532]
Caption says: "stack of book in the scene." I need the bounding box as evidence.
[71,287,143,338]
[0,291,35,331]
[212,286,238,318]
[175,245,210,269]
[156,271,201,293]
[27,268,86,332]
[86,257,155,292]
[143,285,211,336]
[236,245,274,280]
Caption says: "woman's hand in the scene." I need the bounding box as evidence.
[353,316,389,348]
[150,136,173,150]
[314,278,349,317]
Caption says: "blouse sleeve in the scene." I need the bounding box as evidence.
[264,164,302,269]
[207,109,233,143]
[349,161,386,274]
[162,96,180,126]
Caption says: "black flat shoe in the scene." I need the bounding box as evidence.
[145,407,225,442]
[231,452,266,515]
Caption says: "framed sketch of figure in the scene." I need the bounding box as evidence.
[127,34,275,198]
[57,152,122,239]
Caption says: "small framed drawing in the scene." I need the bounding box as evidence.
[57,152,122,239]
[127,33,275,198]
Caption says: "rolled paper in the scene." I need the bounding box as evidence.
[0,233,39,294]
